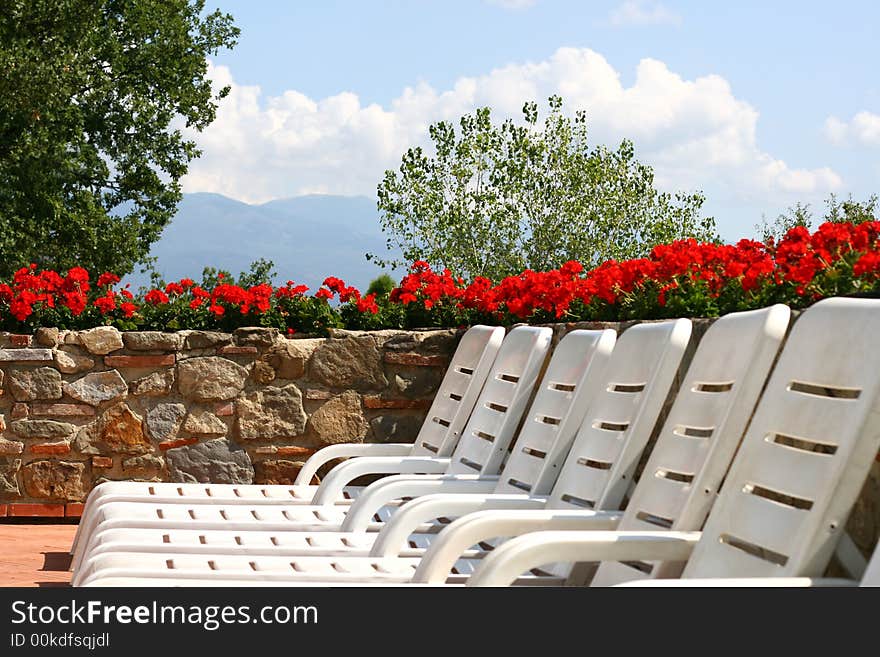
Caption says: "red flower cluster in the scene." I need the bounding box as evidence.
[489,261,585,317]
[0,221,876,332]
[275,280,310,299]
[0,265,92,322]
[318,276,379,314]
[575,237,776,308]
[92,288,137,318]
[144,289,169,305]
[141,278,278,318]
[390,261,462,310]
[387,221,880,319]
[773,221,880,294]
[97,272,121,287]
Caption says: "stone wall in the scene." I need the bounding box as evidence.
[0,321,876,569]
[0,325,458,515]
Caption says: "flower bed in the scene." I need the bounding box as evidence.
[1,221,878,334]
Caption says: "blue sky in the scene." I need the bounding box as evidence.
[182,0,880,241]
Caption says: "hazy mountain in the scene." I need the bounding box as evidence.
[130,193,402,292]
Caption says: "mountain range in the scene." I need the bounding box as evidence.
[131,193,402,292]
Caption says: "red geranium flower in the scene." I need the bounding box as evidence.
[97,272,120,287]
[144,289,170,305]
[356,293,379,314]
[120,301,137,318]
[94,291,117,314]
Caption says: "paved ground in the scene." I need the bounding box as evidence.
[0,522,77,587]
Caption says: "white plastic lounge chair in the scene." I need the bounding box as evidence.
[613,537,878,586]
[70,324,504,558]
[76,314,718,585]
[71,327,616,584]
[460,296,880,586]
[70,323,524,557]
[858,543,880,586]
[71,324,554,571]
[70,327,612,559]
[77,303,793,587]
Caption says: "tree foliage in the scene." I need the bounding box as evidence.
[0,0,239,278]
[757,193,878,244]
[366,273,396,298]
[373,96,717,281]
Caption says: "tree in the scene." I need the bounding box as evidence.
[756,201,813,244]
[825,193,877,225]
[0,0,239,278]
[757,193,878,244]
[373,96,717,281]
[366,273,396,298]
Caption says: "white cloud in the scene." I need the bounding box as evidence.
[824,111,880,146]
[182,47,841,207]
[607,1,682,27]
[485,0,537,9]
[823,116,849,145]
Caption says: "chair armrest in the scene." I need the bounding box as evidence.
[310,456,451,505]
[367,494,552,557]
[409,509,623,582]
[465,530,701,587]
[293,443,415,485]
[339,475,501,532]
[614,577,858,587]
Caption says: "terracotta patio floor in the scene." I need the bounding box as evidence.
[0,521,77,587]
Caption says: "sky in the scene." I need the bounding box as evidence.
[179,0,880,242]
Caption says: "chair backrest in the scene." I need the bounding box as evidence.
[446,326,553,476]
[409,325,506,457]
[860,543,880,587]
[492,329,617,496]
[591,304,791,585]
[684,297,880,579]
[546,319,693,513]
